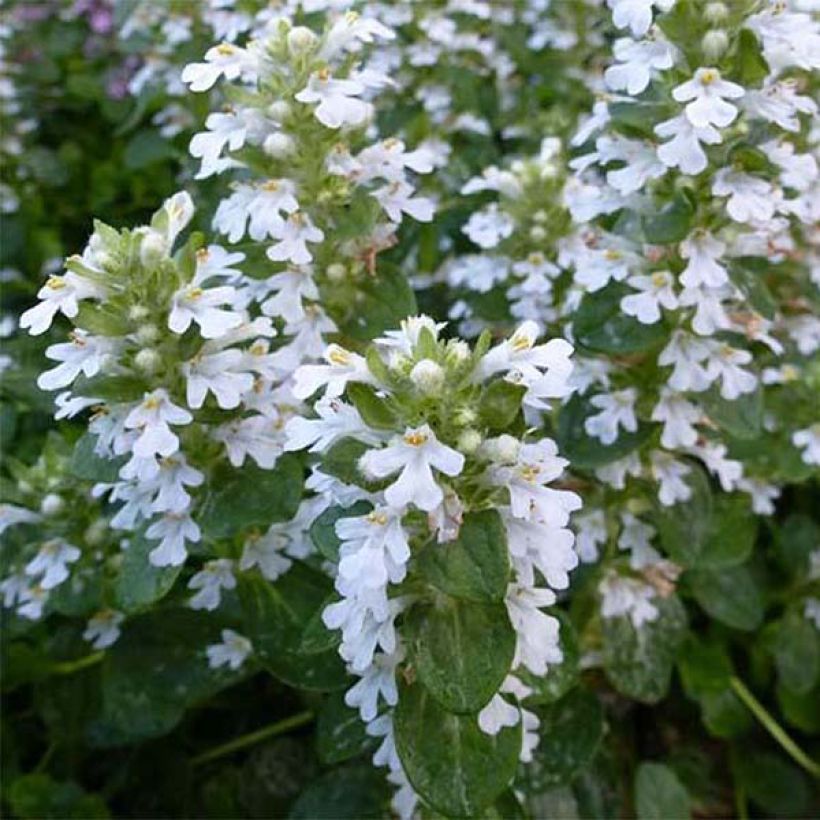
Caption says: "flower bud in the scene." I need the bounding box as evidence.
[263,132,295,159]
[530,225,547,242]
[40,493,64,516]
[457,429,482,455]
[702,29,729,61]
[267,101,291,123]
[84,519,107,547]
[326,263,347,282]
[129,305,150,322]
[454,406,477,426]
[410,359,445,394]
[704,2,729,23]
[287,26,318,55]
[134,348,162,375]
[139,230,167,267]
[445,340,470,365]
[483,434,520,464]
[135,323,160,344]
[533,210,548,224]
[497,171,521,199]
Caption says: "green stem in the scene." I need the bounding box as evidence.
[730,676,820,779]
[190,711,314,767]
[50,651,105,676]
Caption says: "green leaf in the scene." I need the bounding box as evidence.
[653,462,713,566]
[689,564,764,631]
[340,262,417,342]
[525,688,604,788]
[557,393,655,470]
[734,751,811,817]
[8,774,109,819]
[316,692,375,765]
[478,380,526,431]
[416,510,510,602]
[198,455,303,539]
[727,258,776,320]
[694,495,757,570]
[574,283,668,355]
[406,597,515,713]
[123,129,175,170]
[74,303,131,336]
[777,683,820,733]
[289,765,389,819]
[309,501,373,562]
[677,636,732,700]
[394,680,522,818]
[321,438,383,492]
[300,596,340,655]
[635,763,691,820]
[238,565,348,691]
[94,609,245,745]
[701,386,763,440]
[602,594,688,703]
[114,530,182,613]
[346,383,397,429]
[70,433,124,483]
[731,29,770,88]
[699,689,752,738]
[774,514,819,577]
[641,192,695,244]
[770,612,819,695]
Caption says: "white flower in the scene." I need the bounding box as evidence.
[652,389,701,449]
[149,455,204,515]
[618,512,659,569]
[712,169,777,224]
[658,331,713,393]
[266,212,324,266]
[739,477,780,515]
[345,651,401,722]
[360,425,464,512]
[207,628,252,670]
[793,424,820,466]
[240,530,293,582]
[704,345,757,401]
[194,245,245,283]
[37,330,117,391]
[655,113,722,175]
[319,12,395,61]
[213,415,283,469]
[596,453,643,490]
[183,349,254,409]
[478,694,520,735]
[650,451,692,506]
[260,267,319,323]
[285,397,379,453]
[689,442,742,493]
[478,322,574,406]
[83,609,124,650]
[594,136,666,196]
[574,509,607,563]
[599,572,658,628]
[169,284,243,339]
[182,43,253,92]
[604,34,676,95]
[743,80,817,132]
[18,584,49,621]
[189,110,248,178]
[505,584,562,676]
[247,180,300,241]
[292,344,374,400]
[0,503,41,536]
[673,68,744,129]
[503,512,578,589]
[372,181,435,223]
[462,204,515,250]
[491,440,581,528]
[20,273,104,336]
[124,389,192,460]
[585,389,638,445]
[146,513,201,567]
[621,271,678,324]
[679,231,728,288]
[805,599,820,631]
[25,540,81,590]
[295,70,371,129]
[189,559,236,611]
[607,0,674,36]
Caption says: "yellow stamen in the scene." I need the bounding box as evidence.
[404,431,428,447]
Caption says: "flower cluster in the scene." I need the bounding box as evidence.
[286,316,580,815]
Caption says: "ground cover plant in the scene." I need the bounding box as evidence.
[1,1,819,818]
